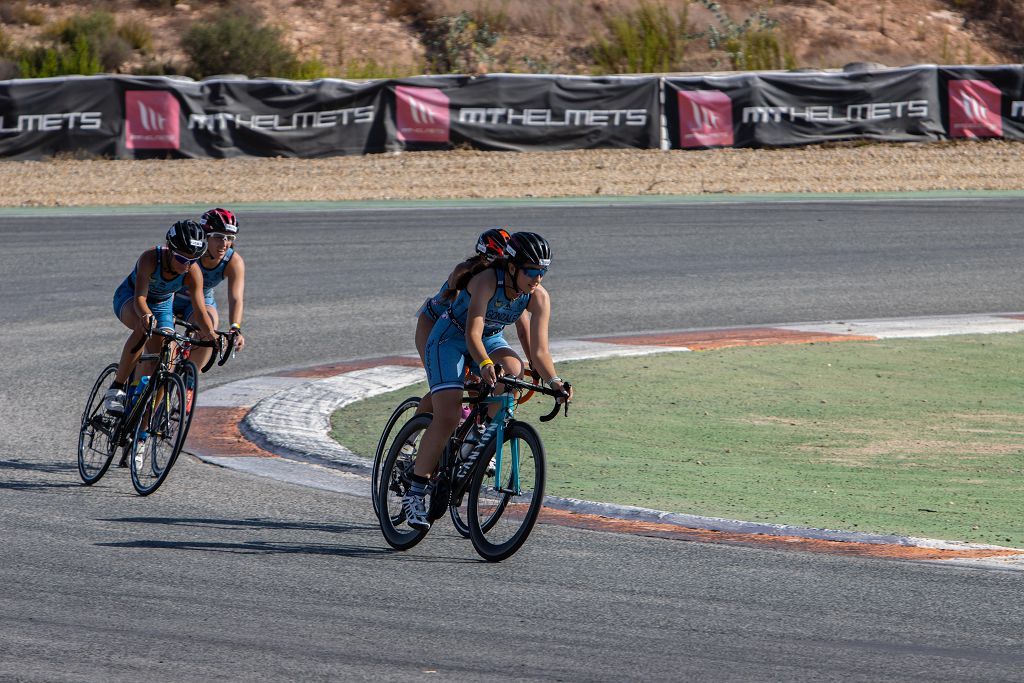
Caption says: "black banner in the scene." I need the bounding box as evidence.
[387,75,660,151]
[3,67,1024,159]
[665,66,945,149]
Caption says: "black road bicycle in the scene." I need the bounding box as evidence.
[77,318,234,495]
[377,372,570,562]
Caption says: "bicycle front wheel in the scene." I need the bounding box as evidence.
[78,363,120,485]
[371,396,420,520]
[130,372,188,496]
[378,414,433,551]
[175,360,200,441]
[467,421,546,562]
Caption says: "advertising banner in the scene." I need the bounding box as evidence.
[0,75,387,160]
[665,66,945,149]
[387,74,661,151]
[937,65,1024,141]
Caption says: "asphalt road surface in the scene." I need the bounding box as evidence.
[2,197,1023,681]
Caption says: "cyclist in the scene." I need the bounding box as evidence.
[414,227,514,416]
[172,208,247,377]
[403,231,574,530]
[103,221,216,414]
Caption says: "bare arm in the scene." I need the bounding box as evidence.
[225,254,246,350]
[464,269,498,383]
[185,266,216,339]
[527,286,573,400]
[132,250,157,324]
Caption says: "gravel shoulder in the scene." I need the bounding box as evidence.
[3,141,1023,207]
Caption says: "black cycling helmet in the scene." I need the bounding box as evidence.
[505,231,551,267]
[476,227,511,260]
[166,220,208,258]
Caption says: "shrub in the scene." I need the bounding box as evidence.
[422,10,498,74]
[590,2,691,74]
[183,6,312,79]
[16,36,102,78]
[44,11,142,72]
[699,0,793,70]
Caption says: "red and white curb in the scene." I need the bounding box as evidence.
[188,313,1024,567]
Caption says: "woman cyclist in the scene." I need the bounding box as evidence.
[103,220,216,414]
[403,231,574,530]
[172,208,247,373]
[414,227,514,416]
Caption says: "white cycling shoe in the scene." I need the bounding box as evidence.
[103,388,126,415]
[401,491,431,531]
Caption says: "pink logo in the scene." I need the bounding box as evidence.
[396,86,450,143]
[678,90,733,148]
[949,80,1002,139]
[125,91,180,150]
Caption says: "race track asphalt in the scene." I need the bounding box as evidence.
[1,196,1023,681]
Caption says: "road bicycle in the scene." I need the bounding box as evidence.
[77,318,234,495]
[369,369,543,521]
[377,371,570,562]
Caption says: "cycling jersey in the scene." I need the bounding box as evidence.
[424,268,531,393]
[113,246,188,330]
[417,280,450,323]
[173,247,234,319]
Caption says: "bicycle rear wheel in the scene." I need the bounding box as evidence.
[130,372,187,496]
[371,396,420,520]
[175,360,200,441]
[78,363,120,485]
[377,414,432,550]
[467,421,546,562]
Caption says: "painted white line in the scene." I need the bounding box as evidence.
[199,376,310,409]
[780,314,1024,339]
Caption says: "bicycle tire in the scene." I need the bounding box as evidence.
[371,396,420,520]
[467,421,546,562]
[377,414,433,551]
[130,372,187,496]
[78,363,120,485]
[175,360,200,441]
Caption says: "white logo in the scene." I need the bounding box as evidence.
[407,95,438,124]
[961,92,989,121]
[189,239,204,248]
[136,101,167,131]
[689,100,720,130]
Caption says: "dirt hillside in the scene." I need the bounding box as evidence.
[0,0,1012,77]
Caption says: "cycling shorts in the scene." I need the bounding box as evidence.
[173,291,217,322]
[113,280,175,332]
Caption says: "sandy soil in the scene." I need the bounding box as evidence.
[2,142,1021,207]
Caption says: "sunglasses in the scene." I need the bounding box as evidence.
[521,266,548,278]
[171,251,200,266]
[209,232,236,243]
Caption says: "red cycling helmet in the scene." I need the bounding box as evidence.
[199,208,239,235]
[476,227,511,260]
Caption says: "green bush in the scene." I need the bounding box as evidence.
[590,2,691,74]
[40,10,144,72]
[183,6,318,79]
[17,36,102,78]
[422,11,498,74]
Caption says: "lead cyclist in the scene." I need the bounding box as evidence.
[403,231,574,530]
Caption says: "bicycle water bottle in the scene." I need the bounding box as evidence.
[459,422,485,460]
[458,420,499,478]
[129,376,149,409]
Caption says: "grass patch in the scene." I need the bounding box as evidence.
[332,333,1024,546]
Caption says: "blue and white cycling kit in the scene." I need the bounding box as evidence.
[424,268,531,393]
[112,246,188,331]
[173,247,234,320]
[417,281,451,322]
